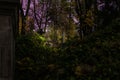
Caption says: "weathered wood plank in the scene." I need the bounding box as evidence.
[0,16,13,80]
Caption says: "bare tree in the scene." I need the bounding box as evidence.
[20,0,31,35]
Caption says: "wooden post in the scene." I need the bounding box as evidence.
[0,0,19,80]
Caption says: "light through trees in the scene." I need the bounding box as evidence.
[19,0,120,47]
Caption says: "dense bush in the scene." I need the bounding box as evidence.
[15,32,58,80]
[16,18,120,80]
[60,18,120,80]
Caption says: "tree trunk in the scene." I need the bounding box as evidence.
[19,0,31,35]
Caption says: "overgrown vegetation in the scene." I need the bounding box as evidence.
[16,0,120,80]
[16,18,120,80]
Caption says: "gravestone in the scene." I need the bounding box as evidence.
[0,0,19,80]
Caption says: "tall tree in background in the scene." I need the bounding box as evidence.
[75,0,96,39]
[19,0,51,35]
[45,0,77,45]
[74,0,120,38]
[20,0,31,35]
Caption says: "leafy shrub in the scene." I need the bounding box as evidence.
[15,32,56,80]
[59,18,120,80]
[16,18,120,80]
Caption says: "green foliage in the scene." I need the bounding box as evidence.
[15,32,51,80]
[61,18,120,79]
[16,18,120,80]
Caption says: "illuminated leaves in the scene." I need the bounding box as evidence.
[75,66,82,76]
